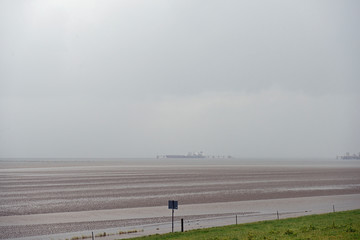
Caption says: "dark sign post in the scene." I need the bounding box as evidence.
[168,200,178,232]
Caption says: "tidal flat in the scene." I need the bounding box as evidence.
[0,158,359,239]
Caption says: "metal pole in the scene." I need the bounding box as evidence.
[236,215,238,224]
[181,218,184,232]
[172,209,174,232]
[333,205,335,213]
[277,211,279,220]
[92,231,94,240]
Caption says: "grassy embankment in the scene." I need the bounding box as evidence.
[128,209,360,240]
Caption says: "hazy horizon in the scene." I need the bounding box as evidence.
[1,0,359,159]
[0,155,355,161]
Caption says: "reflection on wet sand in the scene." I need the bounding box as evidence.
[0,158,359,239]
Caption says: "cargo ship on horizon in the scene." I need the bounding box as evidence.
[337,152,360,160]
[157,151,205,159]
[157,152,232,159]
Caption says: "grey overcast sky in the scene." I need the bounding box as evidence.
[0,0,359,158]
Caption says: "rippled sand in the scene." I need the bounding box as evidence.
[0,158,359,239]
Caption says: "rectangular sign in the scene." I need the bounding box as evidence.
[168,200,178,209]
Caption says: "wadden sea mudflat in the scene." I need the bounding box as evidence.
[0,158,360,239]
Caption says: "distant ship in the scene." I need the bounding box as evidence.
[157,152,232,159]
[158,152,206,159]
[337,152,360,160]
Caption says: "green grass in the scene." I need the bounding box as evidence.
[128,209,360,240]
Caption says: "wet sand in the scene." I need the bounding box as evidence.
[0,158,360,239]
